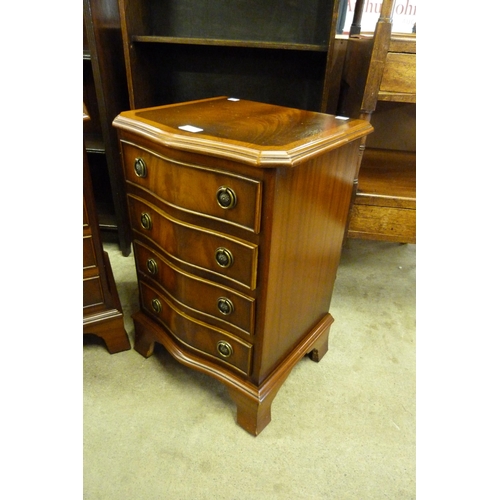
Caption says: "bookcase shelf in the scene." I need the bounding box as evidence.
[336,0,416,243]
[83,0,132,254]
[118,0,344,112]
[132,36,328,52]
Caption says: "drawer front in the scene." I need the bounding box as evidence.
[83,236,97,269]
[83,198,89,227]
[380,53,416,94]
[129,195,258,290]
[140,281,253,375]
[83,276,104,308]
[135,240,255,337]
[122,143,262,233]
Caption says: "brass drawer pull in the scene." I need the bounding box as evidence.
[217,297,234,315]
[140,212,152,230]
[217,340,233,358]
[134,157,148,178]
[215,247,233,268]
[151,298,162,314]
[216,186,237,209]
[146,258,158,275]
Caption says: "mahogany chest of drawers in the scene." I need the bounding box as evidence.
[113,97,372,434]
[83,106,130,354]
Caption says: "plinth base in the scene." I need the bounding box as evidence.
[132,311,332,435]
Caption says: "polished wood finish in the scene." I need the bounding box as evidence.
[379,52,416,97]
[84,106,131,354]
[117,0,344,113]
[348,148,415,242]
[336,0,416,244]
[84,0,132,255]
[114,97,372,434]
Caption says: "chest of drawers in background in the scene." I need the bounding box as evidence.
[113,97,372,435]
[83,105,130,354]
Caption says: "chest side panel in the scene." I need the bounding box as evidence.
[253,141,361,383]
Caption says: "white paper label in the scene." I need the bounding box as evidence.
[178,125,204,133]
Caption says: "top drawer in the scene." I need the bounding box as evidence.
[122,142,263,233]
[379,53,416,95]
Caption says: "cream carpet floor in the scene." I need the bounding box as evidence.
[83,238,416,499]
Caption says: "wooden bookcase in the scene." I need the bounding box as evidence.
[83,0,132,255]
[335,0,416,243]
[117,0,345,113]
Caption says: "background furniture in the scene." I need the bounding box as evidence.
[113,97,372,434]
[335,0,416,243]
[84,0,132,255]
[85,0,414,247]
[117,0,346,113]
[84,106,131,354]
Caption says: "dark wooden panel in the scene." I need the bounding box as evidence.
[84,0,132,254]
[145,0,334,45]
[83,60,102,141]
[83,236,97,269]
[131,43,327,111]
[83,277,104,308]
[86,152,114,212]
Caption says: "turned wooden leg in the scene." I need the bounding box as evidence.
[133,320,156,358]
[307,326,330,362]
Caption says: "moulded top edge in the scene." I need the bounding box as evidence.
[113,97,373,167]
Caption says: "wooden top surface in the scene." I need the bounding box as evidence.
[113,97,372,167]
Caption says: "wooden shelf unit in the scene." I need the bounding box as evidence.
[83,0,132,255]
[117,0,345,113]
[336,0,416,244]
[348,148,416,242]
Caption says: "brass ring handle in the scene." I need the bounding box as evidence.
[216,186,237,209]
[217,297,234,315]
[215,247,234,268]
[134,157,148,178]
[146,258,158,275]
[151,298,162,314]
[140,212,152,230]
[217,340,233,358]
